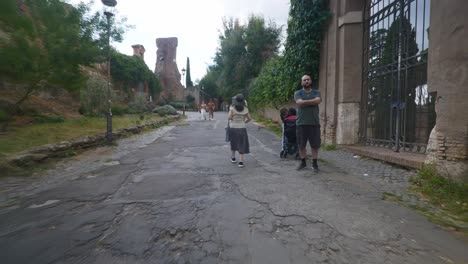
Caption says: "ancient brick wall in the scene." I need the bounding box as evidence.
[426,0,468,181]
[154,38,185,103]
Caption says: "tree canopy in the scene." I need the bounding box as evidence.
[0,0,132,105]
[200,1,330,109]
[200,15,282,101]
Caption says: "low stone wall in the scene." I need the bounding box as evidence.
[257,103,296,123]
[5,115,180,168]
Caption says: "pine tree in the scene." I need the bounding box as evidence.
[186,57,193,87]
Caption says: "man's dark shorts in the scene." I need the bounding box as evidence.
[296,125,321,149]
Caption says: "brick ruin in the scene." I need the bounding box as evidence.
[154,37,185,103]
[130,44,150,100]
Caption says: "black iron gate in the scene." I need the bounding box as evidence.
[361,0,435,153]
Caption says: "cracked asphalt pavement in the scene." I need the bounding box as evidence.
[0,112,467,264]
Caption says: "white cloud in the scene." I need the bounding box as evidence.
[68,0,289,81]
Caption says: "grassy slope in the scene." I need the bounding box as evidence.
[0,114,163,157]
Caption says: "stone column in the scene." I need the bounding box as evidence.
[318,0,340,145]
[335,1,363,145]
[319,0,364,145]
[427,0,468,182]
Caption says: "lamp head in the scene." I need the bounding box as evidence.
[101,0,117,7]
[104,11,114,18]
[102,0,117,17]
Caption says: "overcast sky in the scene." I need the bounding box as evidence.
[68,0,290,82]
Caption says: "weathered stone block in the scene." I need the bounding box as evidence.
[49,141,72,152]
[29,145,53,154]
[10,153,48,166]
[336,103,360,144]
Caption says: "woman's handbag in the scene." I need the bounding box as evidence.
[225,121,230,142]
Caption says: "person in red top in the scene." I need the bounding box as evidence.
[280,108,298,158]
[284,108,297,144]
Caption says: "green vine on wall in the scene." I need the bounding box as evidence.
[249,0,330,109]
[110,52,162,98]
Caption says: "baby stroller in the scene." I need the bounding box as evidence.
[280,108,299,159]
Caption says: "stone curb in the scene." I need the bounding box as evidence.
[6,115,181,167]
[342,145,425,170]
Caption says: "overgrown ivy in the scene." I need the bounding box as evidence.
[249,0,330,109]
[249,56,290,110]
[110,52,162,98]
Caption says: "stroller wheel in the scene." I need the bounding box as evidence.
[280,150,288,158]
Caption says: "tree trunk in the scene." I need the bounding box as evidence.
[15,86,34,106]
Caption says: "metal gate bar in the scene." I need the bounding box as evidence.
[361,0,434,154]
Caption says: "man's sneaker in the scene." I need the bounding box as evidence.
[312,166,319,173]
[231,157,236,163]
[238,162,244,168]
[296,161,306,170]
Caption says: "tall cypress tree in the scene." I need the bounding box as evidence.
[186,57,193,87]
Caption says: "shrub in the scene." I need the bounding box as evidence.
[33,115,64,124]
[413,165,468,206]
[168,101,187,110]
[0,99,20,116]
[186,95,195,104]
[129,94,149,114]
[323,144,337,151]
[111,105,129,116]
[410,164,468,221]
[80,76,114,116]
[152,105,177,116]
[0,110,10,122]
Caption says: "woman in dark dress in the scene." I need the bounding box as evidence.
[228,94,251,168]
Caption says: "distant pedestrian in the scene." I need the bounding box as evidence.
[207,99,215,120]
[199,101,207,120]
[228,94,251,168]
[294,75,322,173]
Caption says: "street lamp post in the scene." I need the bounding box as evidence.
[181,68,186,88]
[102,0,117,143]
[181,68,186,114]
